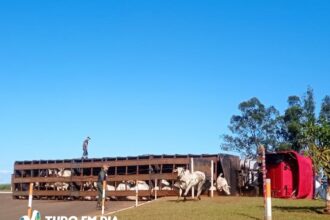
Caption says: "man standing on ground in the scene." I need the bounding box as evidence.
[82,136,90,159]
[97,164,108,209]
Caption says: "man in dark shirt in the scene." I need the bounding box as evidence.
[96,164,108,209]
[82,136,90,159]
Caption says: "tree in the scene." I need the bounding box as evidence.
[221,97,282,157]
[303,87,316,124]
[304,120,330,214]
[320,95,330,123]
[282,96,304,151]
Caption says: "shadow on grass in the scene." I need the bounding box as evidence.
[236,213,261,220]
[272,205,325,214]
[166,199,201,203]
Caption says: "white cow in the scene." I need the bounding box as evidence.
[47,169,58,176]
[173,167,206,200]
[57,168,72,177]
[128,181,150,201]
[153,179,172,191]
[54,168,72,191]
[107,184,117,201]
[116,181,131,191]
[216,173,230,195]
[45,168,72,191]
[173,180,188,199]
[161,179,173,190]
[54,182,69,191]
[115,181,135,200]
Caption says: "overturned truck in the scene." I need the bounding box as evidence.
[12,154,240,200]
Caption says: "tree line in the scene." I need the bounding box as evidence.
[221,87,330,176]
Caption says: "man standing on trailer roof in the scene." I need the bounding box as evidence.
[82,136,90,159]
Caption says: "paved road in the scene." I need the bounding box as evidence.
[0,193,140,219]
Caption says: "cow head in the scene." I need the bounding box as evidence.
[220,184,231,195]
[173,167,185,178]
[161,179,170,186]
[48,169,58,177]
[127,180,136,186]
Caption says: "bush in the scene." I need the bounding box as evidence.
[0,184,11,191]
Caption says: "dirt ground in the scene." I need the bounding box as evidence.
[0,193,145,219]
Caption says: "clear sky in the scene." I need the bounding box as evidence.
[1,0,330,183]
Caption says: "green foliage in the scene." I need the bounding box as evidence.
[281,96,304,151]
[221,87,330,212]
[221,87,330,178]
[221,97,282,157]
[282,89,317,152]
[277,88,316,152]
[320,95,330,123]
[303,87,316,124]
[307,145,330,178]
[304,120,330,178]
[0,184,11,191]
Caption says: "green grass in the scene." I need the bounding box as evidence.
[115,197,329,220]
[0,184,11,191]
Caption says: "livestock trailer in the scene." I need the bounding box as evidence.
[266,151,314,199]
[12,153,240,200]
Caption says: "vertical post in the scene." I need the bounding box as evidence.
[135,180,138,207]
[11,174,14,193]
[210,160,214,198]
[259,145,266,203]
[27,183,33,218]
[101,180,106,215]
[155,179,158,200]
[190,158,194,198]
[265,179,272,220]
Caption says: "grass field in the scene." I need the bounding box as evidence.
[0,184,11,191]
[115,196,329,220]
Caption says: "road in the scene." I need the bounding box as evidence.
[0,193,141,219]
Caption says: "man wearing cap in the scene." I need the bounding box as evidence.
[96,165,108,209]
[82,136,90,159]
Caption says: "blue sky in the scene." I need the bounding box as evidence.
[1,1,330,183]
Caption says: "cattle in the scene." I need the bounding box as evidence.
[173,167,206,200]
[152,179,172,191]
[116,181,147,201]
[126,180,150,201]
[173,180,188,199]
[57,168,72,177]
[106,184,116,200]
[115,181,134,200]
[216,173,230,195]
[116,181,131,191]
[54,182,69,191]
[47,169,58,177]
[56,169,72,191]
[160,179,172,190]
[44,168,73,191]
